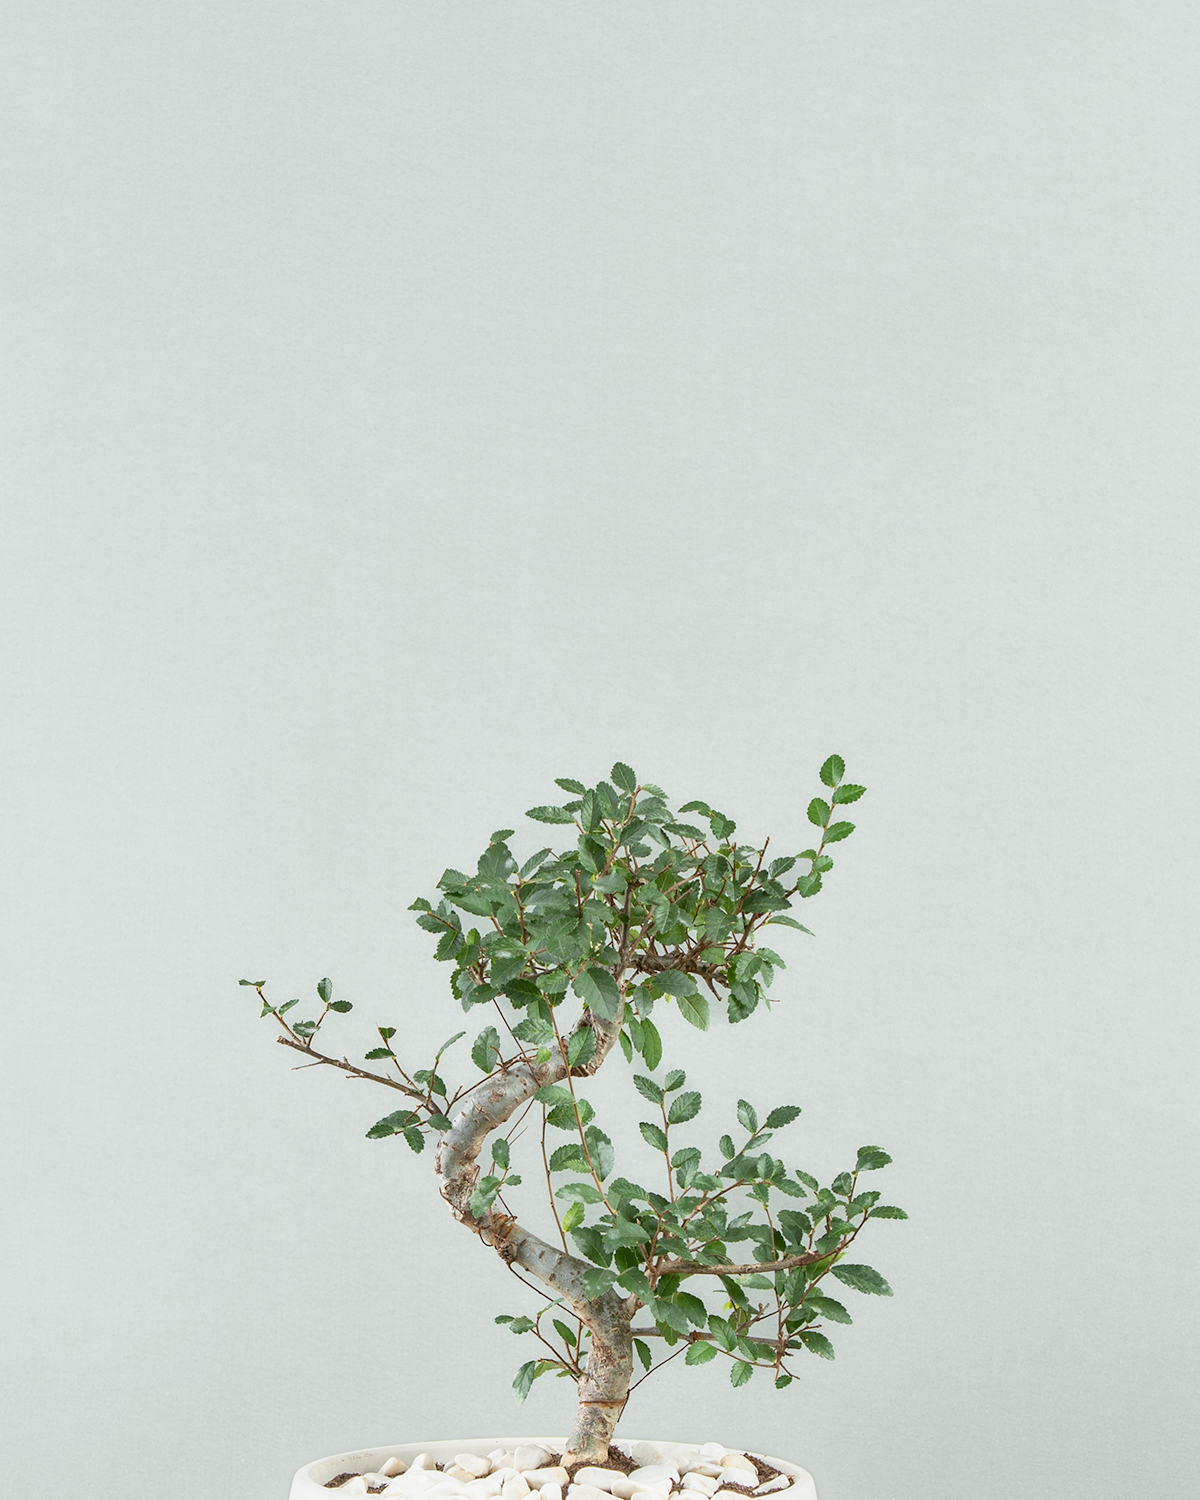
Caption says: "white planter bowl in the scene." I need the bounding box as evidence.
[288,1438,818,1500]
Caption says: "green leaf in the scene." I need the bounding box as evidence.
[640,1121,669,1152]
[491,1138,511,1169]
[800,1329,835,1359]
[611,762,637,793]
[573,965,621,1021]
[823,821,854,843]
[803,1294,853,1324]
[618,1029,633,1062]
[775,1373,793,1389]
[807,798,831,828]
[402,1127,425,1153]
[548,1142,589,1172]
[765,1106,802,1129]
[238,979,266,987]
[855,1145,893,1171]
[365,1109,418,1139]
[568,1027,597,1068]
[584,1266,620,1300]
[819,755,845,788]
[363,1047,393,1060]
[526,805,576,824]
[585,1125,615,1179]
[729,1360,754,1388]
[640,1018,663,1070]
[328,1000,353,1013]
[316,977,333,1003]
[869,1205,908,1219]
[832,784,866,804]
[667,1091,702,1124]
[663,1069,686,1092]
[794,1168,820,1191]
[469,1175,502,1217]
[719,1134,736,1160]
[651,1298,691,1336]
[555,777,587,796]
[737,1099,759,1133]
[472,1026,502,1073]
[560,1200,585,1232]
[633,1074,664,1105]
[831,1263,893,1296]
[676,1291,708,1327]
[436,1030,466,1057]
[652,969,698,998]
[707,1314,737,1351]
[676,993,710,1031]
[634,1337,653,1371]
[556,1181,604,1204]
[767,915,814,934]
[685,1341,718,1365]
[512,1360,540,1404]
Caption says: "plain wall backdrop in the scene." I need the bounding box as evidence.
[2,5,1197,1499]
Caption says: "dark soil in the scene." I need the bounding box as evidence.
[325,1450,789,1494]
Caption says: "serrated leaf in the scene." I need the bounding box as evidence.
[363,1047,393,1060]
[804,1294,853,1324]
[823,821,854,843]
[685,1340,718,1365]
[316,977,333,1003]
[677,993,710,1031]
[633,1074,664,1104]
[365,1109,418,1140]
[729,1359,754,1387]
[640,1121,669,1152]
[869,1204,908,1219]
[584,1125,614,1179]
[663,1068,686,1091]
[548,1142,588,1172]
[807,798,831,828]
[556,1181,603,1204]
[436,1030,466,1057]
[719,1134,735,1159]
[800,1329,835,1359]
[491,1138,510,1169]
[634,1337,653,1371]
[819,754,845,788]
[560,1201,585,1232]
[555,777,587,796]
[767,915,814,934]
[526,805,576,824]
[512,1359,540,1404]
[765,1105,802,1129]
[610,762,637,793]
[639,1018,663,1070]
[583,1266,619,1300]
[677,1291,708,1327]
[471,1026,502,1073]
[855,1145,893,1171]
[652,969,698,998]
[667,1091,701,1124]
[737,1099,759,1133]
[568,1026,597,1068]
[831,1263,893,1296]
[573,965,621,1021]
[238,979,266,987]
[832,783,866,804]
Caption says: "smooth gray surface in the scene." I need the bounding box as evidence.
[2,5,1197,1498]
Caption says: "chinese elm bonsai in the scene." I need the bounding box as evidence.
[242,756,904,1466]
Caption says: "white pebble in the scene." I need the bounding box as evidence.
[341,1482,369,1498]
[610,1479,667,1500]
[628,1469,680,1490]
[753,1480,791,1495]
[718,1457,747,1470]
[503,1478,531,1500]
[682,1478,719,1497]
[567,1486,611,1500]
[689,1468,724,1481]
[380,1459,408,1479]
[698,1447,727,1462]
[573,1470,624,1493]
[514,1447,553,1474]
[464,1480,503,1499]
[524,1469,569,1489]
[362,1478,387,1490]
[412,1455,437,1472]
[490,1470,517,1486]
[540,1486,563,1500]
[455,1456,493,1479]
[495,1455,517,1473]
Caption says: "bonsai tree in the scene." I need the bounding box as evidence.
[243,756,904,1466]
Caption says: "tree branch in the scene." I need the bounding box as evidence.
[658,1248,834,1278]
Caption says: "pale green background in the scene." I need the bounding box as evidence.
[2,5,1197,1499]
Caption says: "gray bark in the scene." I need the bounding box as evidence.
[435,1006,633,1463]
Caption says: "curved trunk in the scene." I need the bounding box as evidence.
[435,997,635,1462]
[562,1307,634,1463]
